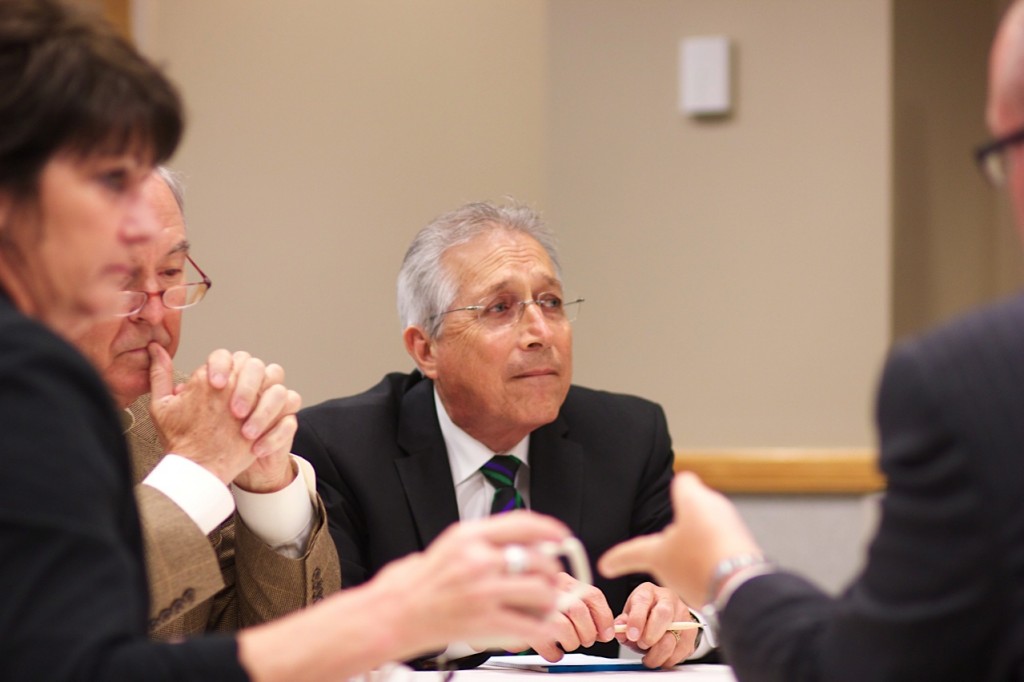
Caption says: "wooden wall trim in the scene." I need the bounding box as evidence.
[674,448,884,494]
[72,0,131,39]
[102,0,131,39]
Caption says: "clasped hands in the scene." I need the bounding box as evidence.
[147,343,302,492]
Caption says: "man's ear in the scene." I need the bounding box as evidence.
[403,325,439,379]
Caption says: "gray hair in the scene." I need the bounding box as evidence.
[155,165,185,215]
[397,200,562,338]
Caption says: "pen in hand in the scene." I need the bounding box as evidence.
[613,621,705,634]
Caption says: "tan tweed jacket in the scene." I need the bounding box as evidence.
[125,391,341,640]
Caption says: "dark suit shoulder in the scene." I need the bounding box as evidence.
[723,297,1024,682]
[891,293,1024,373]
[294,371,433,475]
[0,297,108,402]
[547,383,673,497]
[562,383,664,410]
[299,371,423,422]
[559,384,668,432]
[0,298,124,481]
[879,293,1024,520]
[880,293,1024,437]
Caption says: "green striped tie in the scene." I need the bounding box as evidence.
[481,454,524,514]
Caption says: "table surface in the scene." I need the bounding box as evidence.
[472,664,735,681]
[430,660,737,682]
[362,658,737,682]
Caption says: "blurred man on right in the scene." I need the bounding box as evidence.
[600,3,1024,680]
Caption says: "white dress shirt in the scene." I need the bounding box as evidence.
[142,452,316,557]
[434,389,530,659]
[435,389,531,520]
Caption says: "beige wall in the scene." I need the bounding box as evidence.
[548,0,890,447]
[142,0,549,410]
[892,0,1014,341]
[143,0,894,451]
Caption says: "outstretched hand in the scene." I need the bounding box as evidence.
[599,472,762,608]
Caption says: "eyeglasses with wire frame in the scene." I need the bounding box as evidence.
[430,292,584,330]
[974,124,1024,186]
[112,255,213,317]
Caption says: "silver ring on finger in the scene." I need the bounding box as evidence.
[503,544,529,575]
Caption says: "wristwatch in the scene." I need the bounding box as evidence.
[699,553,774,645]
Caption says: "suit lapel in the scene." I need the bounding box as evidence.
[395,377,461,548]
[529,414,585,535]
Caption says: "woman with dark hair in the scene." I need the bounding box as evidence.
[0,0,182,332]
[0,1,244,678]
[0,2,569,680]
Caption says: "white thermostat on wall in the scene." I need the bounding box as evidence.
[679,35,732,117]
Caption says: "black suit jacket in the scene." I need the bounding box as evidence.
[719,294,1024,681]
[0,293,245,681]
[294,371,675,658]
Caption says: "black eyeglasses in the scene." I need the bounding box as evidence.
[112,255,213,317]
[974,124,1024,186]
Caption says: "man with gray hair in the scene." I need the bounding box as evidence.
[295,200,712,668]
[74,168,340,638]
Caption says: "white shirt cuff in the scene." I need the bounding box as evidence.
[142,454,235,535]
[686,608,715,659]
[230,455,316,553]
[443,642,482,660]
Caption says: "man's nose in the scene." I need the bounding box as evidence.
[130,290,166,323]
[518,301,554,347]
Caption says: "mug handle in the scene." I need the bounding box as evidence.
[464,536,594,652]
[536,536,592,611]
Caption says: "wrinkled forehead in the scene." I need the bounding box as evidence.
[126,233,189,279]
[125,174,189,270]
[444,230,561,300]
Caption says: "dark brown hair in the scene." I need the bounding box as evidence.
[0,0,184,199]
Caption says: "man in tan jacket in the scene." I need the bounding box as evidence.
[75,167,340,639]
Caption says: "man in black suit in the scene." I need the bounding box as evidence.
[599,4,1024,680]
[294,201,711,667]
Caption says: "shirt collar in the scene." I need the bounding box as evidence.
[433,387,530,487]
[120,407,136,434]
